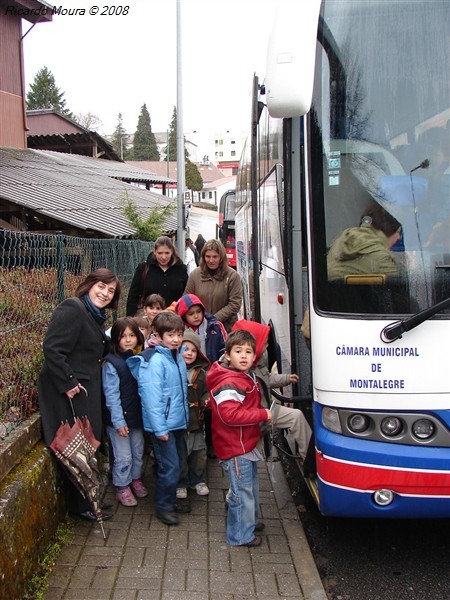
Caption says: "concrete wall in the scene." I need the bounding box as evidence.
[0,414,66,599]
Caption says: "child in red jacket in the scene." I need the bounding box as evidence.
[206,330,272,547]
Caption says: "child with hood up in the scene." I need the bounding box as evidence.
[175,293,227,459]
[176,330,211,500]
[206,329,273,547]
[232,319,312,462]
[175,293,226,363]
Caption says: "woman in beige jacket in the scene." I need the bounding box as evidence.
[184,239,243,333]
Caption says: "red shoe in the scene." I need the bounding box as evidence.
[131,479,148,498]
[116,487,137,506]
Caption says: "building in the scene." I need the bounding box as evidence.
[27,109,121,160]
[0,0,52,148]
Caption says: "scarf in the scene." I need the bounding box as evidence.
[83,294,107,325]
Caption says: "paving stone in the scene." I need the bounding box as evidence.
[186,568,210,592]
[160,566,186,590]
[91,565,119,588]
[210,570,256,596]
[121,546,145,566]
[42,455,324,600]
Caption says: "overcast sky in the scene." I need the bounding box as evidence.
[23,0,278,144]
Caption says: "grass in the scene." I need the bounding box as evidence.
[22,518,74,600]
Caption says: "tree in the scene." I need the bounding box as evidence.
[185,160,203,192]
[74,112,102,131]
[121,194,175,241]
[26,66,72,116]
[164,106,189,160]
[132,103,160,161]
[111,113,131,160]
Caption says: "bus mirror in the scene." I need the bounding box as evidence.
[265,0,321,118]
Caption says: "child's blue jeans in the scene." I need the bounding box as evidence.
[221,455,259,545]
[106,426,144,488]
[150,429,186,513]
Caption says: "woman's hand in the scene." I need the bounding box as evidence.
[65,385,81,400]
[156,434,169,441]
[289,374,299,384]
[265,409,273,422]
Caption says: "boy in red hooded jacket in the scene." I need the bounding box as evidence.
[206,329,272,547]
[232,319,312,462]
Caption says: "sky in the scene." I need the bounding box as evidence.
[23,0,278,153]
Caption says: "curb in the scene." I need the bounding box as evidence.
[267,450,328,600]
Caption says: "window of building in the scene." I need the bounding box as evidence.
[209,192,213,199]
[231,151,236,157]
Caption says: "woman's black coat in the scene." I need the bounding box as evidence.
[126,254,188,315]
[38,297,108,446]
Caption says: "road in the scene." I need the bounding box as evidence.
[277,435,450,600]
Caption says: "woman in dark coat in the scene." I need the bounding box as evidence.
[38,268,121,521]
[195,234,206,255]
[126,236,188,316]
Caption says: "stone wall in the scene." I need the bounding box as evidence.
[0,415,66,599]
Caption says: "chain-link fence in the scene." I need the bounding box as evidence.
[0,229,153,439]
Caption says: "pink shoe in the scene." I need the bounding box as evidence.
[131,479,148,498]
[116,487,137,506]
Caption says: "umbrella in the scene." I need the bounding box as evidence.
[50,386,106,539]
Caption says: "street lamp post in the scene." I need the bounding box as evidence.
[176,0,185,259]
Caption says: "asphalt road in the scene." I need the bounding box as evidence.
[277,434,450,600]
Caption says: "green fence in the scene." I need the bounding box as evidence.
[0,229,153,439]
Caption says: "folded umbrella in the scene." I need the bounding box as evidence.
[50,386,107,539]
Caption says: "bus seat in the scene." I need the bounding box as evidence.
[344,273,386,285]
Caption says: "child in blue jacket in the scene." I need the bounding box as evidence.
[127,311,189,526]
[102,317,148,507]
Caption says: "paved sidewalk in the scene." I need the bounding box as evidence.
[44,452,327,600]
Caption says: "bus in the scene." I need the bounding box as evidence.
[235,0,450,518]
[218,190,237,268]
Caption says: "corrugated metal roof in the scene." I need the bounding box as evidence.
[0,147,178,238]
[33,150,176,184]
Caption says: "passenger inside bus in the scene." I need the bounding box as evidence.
[327,201,402,281]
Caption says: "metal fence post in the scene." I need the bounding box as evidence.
[56,232,65,303]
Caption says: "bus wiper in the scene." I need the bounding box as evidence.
[380,297,450,343]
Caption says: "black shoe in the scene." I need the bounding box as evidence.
[174,501,192,514]
[156,511,179,525]
[101,501,113,510]
[255,521,266,532]
[241,536,262,547]
[78,511,113,522]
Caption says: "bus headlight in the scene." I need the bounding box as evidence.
[373,489,394,506]
[347,414,370,433]
[412,419,435,440]
[322,407,342,433]
[380,417,403,437]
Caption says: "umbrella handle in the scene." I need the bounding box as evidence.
[68,385,88,420]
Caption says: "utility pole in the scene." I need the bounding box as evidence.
[176,0,185,259]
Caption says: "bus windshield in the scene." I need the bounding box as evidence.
[311,0,449,316]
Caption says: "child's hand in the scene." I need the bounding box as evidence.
[117,426,129,437]
[265,409,273,422]
[289,374,299,384]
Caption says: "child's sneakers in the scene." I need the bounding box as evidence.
[195,482,210,496]
[176,487,188,499]
[131,479,148,498]
[116,487,137,506]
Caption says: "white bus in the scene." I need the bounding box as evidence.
[235,0,450,518]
